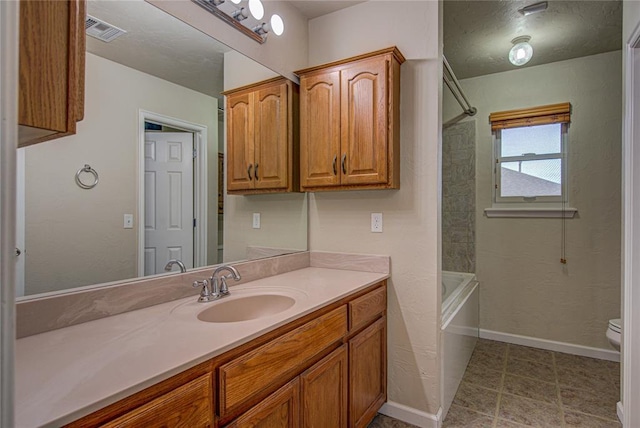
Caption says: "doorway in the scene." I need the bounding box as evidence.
[137,110,209,277]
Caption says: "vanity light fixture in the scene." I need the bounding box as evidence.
[518,1,548,16]
[193,0,283,44]
[508,36,533,66]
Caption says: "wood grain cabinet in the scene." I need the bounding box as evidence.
[19,0,86,147]
[296,47,405,192]
[223,77,299,195]
[67,282,387,428]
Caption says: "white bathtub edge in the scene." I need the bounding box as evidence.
[379,401,441,428]
[479,329,621,362]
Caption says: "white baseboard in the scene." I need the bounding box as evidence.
[379,401,441,428]
[617,401,623,422]
[479,329,620,362]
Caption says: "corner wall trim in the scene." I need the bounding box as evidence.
[479,329,620,362]
[379,401,441,428]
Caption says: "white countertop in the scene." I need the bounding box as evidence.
[15,267,388,428]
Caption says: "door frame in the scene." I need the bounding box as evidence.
[137,110,208,276]
[623,18,640,428]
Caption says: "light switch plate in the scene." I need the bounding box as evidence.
[124,214,134,229]
[253,213,261,229]
[371,213,383,233]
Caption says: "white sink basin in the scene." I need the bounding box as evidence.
[197,294,296,323]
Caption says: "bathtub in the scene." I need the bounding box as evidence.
[441,271,479,419]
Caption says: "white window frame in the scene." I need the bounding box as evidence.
[492,122,569,207]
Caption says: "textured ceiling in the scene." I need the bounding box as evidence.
[288,1,365,19]
[87,0,230,98]
[444,0,622,79]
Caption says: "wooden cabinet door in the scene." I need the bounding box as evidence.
[19,0,85,147]
[227,92,255,191]
[226,378,300,428]
[254,81,289,190]
[349,317,386,428]
[300,345,348,428]
[101,374,213,428]
[340,58,388,186]
[300,71,341,188]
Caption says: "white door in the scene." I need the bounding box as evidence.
[15,148,25,296]
[144,132,194,275]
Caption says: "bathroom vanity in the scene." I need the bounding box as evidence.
[15,260,389,428]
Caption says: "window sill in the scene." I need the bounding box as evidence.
[484,207,578,218]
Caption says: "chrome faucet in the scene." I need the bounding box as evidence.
[211,265,241,296]
[192,265,241,303]
[164,259,186,273]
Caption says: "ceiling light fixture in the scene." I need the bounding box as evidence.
[518,1,548,16]
[192,0,284,44]
[509,36,533,66]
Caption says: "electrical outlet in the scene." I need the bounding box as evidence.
[253,213,261,229]
[124,214,134,229]
[371,213,383,233]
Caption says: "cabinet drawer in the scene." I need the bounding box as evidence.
[101,373,213,428]
[219,306,347,416]
[349,286,386,332]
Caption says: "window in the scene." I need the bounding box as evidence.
[490,103,571,205]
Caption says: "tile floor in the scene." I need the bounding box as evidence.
[368,339,621,428]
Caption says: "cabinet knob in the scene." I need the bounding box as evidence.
[341,154,347,175]
[333,156,337,175]
[255,163,259,181]
[247,164,253,180]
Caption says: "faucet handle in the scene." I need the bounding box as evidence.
[192,279,210,299]
[219,276,230,295]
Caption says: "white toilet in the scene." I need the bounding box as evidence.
[606,318,621,351]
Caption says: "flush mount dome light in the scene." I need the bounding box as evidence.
[270,14,284,35]
[509,36,533,66]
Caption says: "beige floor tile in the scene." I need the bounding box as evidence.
[469,349,506,372]
[443,404,495,428]
[452,381,500,416]
[367,414,419,428]
[508,344,554,365]
[498,394,563,427]
[554,353,614,376]
[506,357,556,382]
[494,418,531,427]
[556,365,618,395]
[475,338,508,357]
[560,385,620,421]
[463,364,504,391]
[563,410,622,427]
[502,374,558,404]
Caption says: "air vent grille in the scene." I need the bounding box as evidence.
[85,15,127,43]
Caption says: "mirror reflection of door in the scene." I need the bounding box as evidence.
[144,131,194,275]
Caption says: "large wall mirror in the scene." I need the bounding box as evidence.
[16,0,307,298]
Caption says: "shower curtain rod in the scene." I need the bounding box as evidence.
[443,55,477,119]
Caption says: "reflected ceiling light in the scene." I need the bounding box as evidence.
[232,7,249,21]
[194,0,284,44]
[509,36,533,66]
[253,14,284,39]
[248,0,264,20]
[518,1,548,16]
[270,14,284,36]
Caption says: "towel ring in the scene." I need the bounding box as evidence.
[75,164,99,189]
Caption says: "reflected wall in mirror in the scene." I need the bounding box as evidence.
[16,0,307,297]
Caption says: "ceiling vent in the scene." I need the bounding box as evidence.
[85,15,127,43]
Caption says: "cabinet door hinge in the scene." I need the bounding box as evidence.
[193,218,196,228]
[193,149,197,159]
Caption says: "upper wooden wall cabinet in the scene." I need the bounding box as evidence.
[19,0,86,148]
[223,77,300,195]
[296,47,405,192]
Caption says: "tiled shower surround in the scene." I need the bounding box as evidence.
[442,120,476,273]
